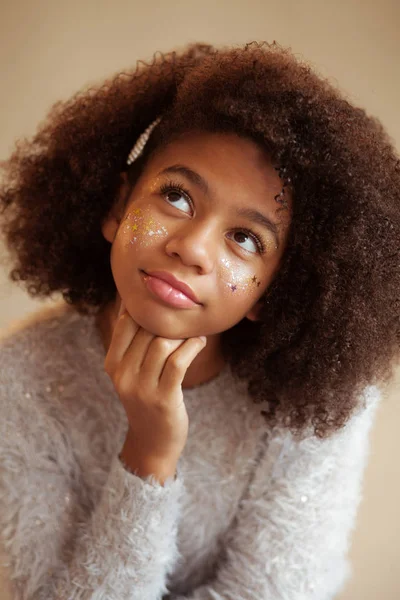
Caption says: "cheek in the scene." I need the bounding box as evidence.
[121,204,168,247]
[218,257,263,299]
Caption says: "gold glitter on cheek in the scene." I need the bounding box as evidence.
[122,205,168,247]
[218,258,262,296]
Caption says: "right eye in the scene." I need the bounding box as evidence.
[161,184,193,215]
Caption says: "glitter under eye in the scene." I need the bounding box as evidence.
[219,258,262,296]
[122,205,168,246]
[226,274,261,293]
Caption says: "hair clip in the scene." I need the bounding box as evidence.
[126,117,162,165]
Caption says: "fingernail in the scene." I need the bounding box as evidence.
[117,301,125,317]
[199,336,207,343]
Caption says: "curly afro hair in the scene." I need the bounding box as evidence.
[1,41,399,438]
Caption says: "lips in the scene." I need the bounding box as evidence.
[143,270,201,304]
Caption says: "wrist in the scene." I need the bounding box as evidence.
[119,432,178,485]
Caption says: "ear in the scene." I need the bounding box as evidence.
[101,172,131,243]
[245,299,263,322]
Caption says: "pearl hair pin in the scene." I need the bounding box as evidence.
[126,117,162,165]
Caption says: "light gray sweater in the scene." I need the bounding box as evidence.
[0,304,380,600]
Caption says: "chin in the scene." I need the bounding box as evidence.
[127,307,200,340]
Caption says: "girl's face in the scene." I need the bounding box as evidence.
[102,131,292,339]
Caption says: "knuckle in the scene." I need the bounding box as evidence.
[154,337,176,354]
[167,355,184,372]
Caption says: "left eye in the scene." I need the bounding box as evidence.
[227,230,259,253]
[164,190,192,214]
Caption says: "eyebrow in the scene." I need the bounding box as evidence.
[159,165,210,195]
[158,164,280,247]
[235,207,280,247]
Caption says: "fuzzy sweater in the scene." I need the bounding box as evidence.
[0,304,380,600]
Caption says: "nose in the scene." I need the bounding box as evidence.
[164,219,216,274]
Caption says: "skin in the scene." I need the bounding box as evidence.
[97,131,292,483]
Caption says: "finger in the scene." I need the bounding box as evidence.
[117,300,125,318]
[110,294,125,331]
[105,311,139,374]
[160,337,207,393]
[140,337,186,386]
[121,327,157,377]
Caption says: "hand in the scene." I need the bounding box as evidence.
[104,300,207,476]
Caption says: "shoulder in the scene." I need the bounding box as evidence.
[0,303,107,452]
[0,302,102,388]
[252,384,382,487]
[0,301,96,359]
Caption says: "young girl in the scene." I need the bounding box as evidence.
[0,41,399,600]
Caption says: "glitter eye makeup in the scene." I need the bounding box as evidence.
[121,199,267,301]
[122,205,168,246]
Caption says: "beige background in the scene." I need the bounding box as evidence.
[0,1,399,598]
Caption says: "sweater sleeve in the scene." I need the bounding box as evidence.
[0,360,185,600]
[1,442,185,600]
[38,457,184,599]
[165,385,381,600]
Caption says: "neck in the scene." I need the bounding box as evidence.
[95,301,226,389]
[181,332,226,389]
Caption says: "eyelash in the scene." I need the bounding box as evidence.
[159,180,267,255]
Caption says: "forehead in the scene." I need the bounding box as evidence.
[143,131,292,216]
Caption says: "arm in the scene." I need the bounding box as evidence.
[164,385,381,600]
[0,409,185,600]
[0,304,203,599]
[38,455,184,599]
